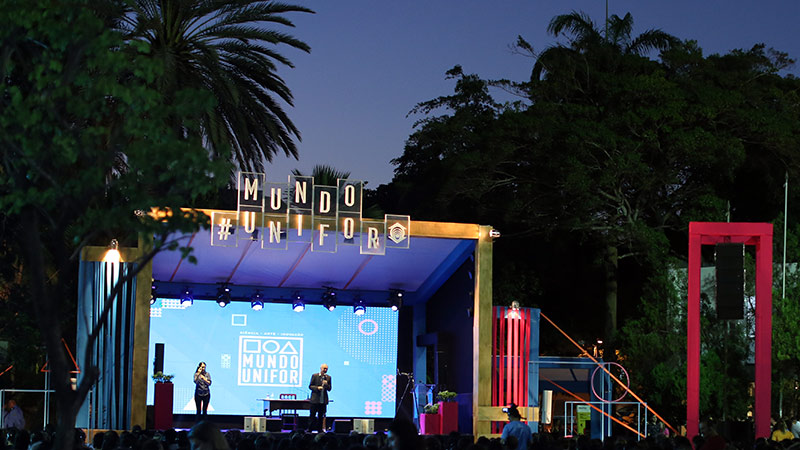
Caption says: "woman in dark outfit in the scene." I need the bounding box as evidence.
[193,362,212,421]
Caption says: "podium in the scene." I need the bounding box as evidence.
[154,382,174,430]
[439,401,458,434]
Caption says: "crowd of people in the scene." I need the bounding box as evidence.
[1,415,800,450]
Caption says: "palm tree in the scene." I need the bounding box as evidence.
[530,11,678,80]
[292,165,384,218]
[117,1,314,171]
[292,164,351,187]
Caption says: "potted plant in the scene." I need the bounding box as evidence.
[437,390,458,434]
[420,403,440,435]
[152,372,175,429]
[152,371,174,383]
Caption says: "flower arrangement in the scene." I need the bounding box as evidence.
[152,371,174,383]
[423,403,439,414]
[437,390,457,402]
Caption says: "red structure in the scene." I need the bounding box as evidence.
[687,222,772,439]
[491,306,533,433]
[153,382,174,430]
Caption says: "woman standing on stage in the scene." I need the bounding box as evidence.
[194,362,212,421]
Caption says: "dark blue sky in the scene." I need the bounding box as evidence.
[266,1,800,187]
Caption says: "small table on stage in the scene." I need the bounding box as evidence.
[259,398,330,430]
[261,398,312,417]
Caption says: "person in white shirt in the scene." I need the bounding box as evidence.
[791,417,800,439]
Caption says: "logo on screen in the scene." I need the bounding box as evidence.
[238,336,303,387]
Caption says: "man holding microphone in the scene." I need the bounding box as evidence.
[307,363,331,433]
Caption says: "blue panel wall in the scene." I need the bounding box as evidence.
[76,261,137,430]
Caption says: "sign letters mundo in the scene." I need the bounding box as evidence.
[211,172,410,255]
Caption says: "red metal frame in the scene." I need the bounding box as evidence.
[687,222,772,439]
[491,306,532,433]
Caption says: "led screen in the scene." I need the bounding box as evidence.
[147,298,398,417]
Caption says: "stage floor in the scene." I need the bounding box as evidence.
[168,414,395,434]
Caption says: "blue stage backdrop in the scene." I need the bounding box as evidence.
[147,298,399,417]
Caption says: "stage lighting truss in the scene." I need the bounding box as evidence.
[353,298,366,316]
[292,291,305,312]
[322,287,337,311]
[217,283,232,308]
[150,280,157,305]
[180,288,193,307]
[250,291,264,311]
[388,289,403,311]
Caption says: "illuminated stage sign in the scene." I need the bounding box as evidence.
[211,172,410,254]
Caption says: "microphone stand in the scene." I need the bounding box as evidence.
[395,372,419,427]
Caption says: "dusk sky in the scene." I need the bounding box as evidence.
[265,1,800,187]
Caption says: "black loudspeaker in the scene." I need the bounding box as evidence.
[716,243,744,320]
[265,418,282,432]
[154,343,164,374]
[334,419,352,434]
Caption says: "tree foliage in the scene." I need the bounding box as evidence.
[116,0,313,171]
[382,11,800,416]
[1,0,233,445]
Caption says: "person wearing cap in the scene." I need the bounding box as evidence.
[501,404,531,450]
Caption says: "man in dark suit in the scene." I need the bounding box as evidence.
[308,363,331,432]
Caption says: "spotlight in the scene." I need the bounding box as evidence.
[507,300,520,319]
[322,288,337,311]
[353,298,366,316]
[180,288,193,307]
[292,291,305,312]
[150,280,157,305]
[103,239,121,263]
[217,284,231,308]
[250,291,264,311]
[388,289,403,311]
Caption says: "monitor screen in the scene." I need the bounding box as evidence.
[147,298,398,417]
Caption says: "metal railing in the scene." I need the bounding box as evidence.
[0,389,55,429]
[563,400,648,441]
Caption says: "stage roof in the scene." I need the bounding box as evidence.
[151,220,483,305]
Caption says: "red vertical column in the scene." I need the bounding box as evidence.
[512,312,518,406]
[754,233,772,438]
[523,309,530,409]
[506,311,512,407]
[499,307,506,408]
[686,226,701,440]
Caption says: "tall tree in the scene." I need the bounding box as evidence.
[1,1,231,447]
[117,0,313,171]
[385,13,800,351]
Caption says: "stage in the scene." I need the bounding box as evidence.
[77,195,497,436]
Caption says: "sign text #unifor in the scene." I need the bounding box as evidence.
[210,172,410,255]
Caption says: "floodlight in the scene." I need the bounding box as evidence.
[292,291,305,312]
[180,288,193,307]
[322,288,337,311]
[103,239,121,263]
[217,284,231,308]
[250,291,264,311]
[150,281,157,305]
[388,289,404,311]
[353,298,366,316]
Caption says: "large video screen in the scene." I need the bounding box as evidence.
[146,298,398,418]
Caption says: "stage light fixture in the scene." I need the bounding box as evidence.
[250,291,264,311]
[506,300,520,319]
[103,239,121,263]
[322,288,337,311]
[388,289,404,311]
[217,284,231,308]
[292,291,305,312]
[150,281,157,305]
[353,298,366,316]
[180,288,193,307]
